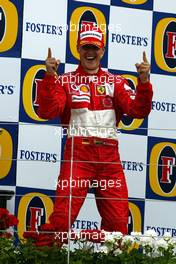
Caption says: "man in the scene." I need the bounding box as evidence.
[37,23,153,240]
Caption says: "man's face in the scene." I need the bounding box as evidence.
[77,44,105,74]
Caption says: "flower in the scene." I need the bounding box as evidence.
[163,232,172,238]
[104,232,115,243]
[0,225,176,262]
[113,248,123,256]
[41,223,55,231]
[155,238,168,251]
[140,236,155,247]
[23,223,56,247]
[23,231,39,240]
[0,208,18,236]
[144,229,157,238]
[99,245,109,254]
[131,231,142,239]
[122,235,135,246]
[8,214,19,227]
[111,231,123,240]
[0,208,9,217]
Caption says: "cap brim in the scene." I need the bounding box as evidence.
[78,39,103,48]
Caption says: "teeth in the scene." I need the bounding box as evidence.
[86,56,95,60]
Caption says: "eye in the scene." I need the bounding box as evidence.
[82,45,100,51]
[94,46,99,51]
[82,45,90,50]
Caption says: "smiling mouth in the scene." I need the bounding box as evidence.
[86,56,96,61]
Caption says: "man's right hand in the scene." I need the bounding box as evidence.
[45,48,60,75]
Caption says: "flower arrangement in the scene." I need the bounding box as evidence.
[98,230,176,258]
[1,208,176,263]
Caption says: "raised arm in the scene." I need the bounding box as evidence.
[114,52,153,119]
[37,48,67,120]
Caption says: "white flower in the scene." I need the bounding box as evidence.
[144,229,157,238]
[113,248,122,256]
[103,231,110,240]
[103,231,123,243]
[163,232,172,242]
[155,238,168,251]
[122,235,134,246]
[105,233,115,243]
[99,245,108,254]
[111,231,123,240]
[163,232,172,239]
[14,250,20,255]
[131,231,142,239]
[140,236,154,248]
[168,238,176,246]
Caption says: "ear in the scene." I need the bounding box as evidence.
[101,48,105,58]
[77,45,80,53]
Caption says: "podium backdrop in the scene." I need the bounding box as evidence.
[0,0,176,239]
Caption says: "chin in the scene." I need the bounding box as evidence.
[87,66,96,70]
[86,64,98,70]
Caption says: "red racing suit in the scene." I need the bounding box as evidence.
[37,64,153,235]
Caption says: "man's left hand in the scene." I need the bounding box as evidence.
[135,51,150,83]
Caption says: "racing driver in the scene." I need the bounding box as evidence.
[37,22,153,243]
